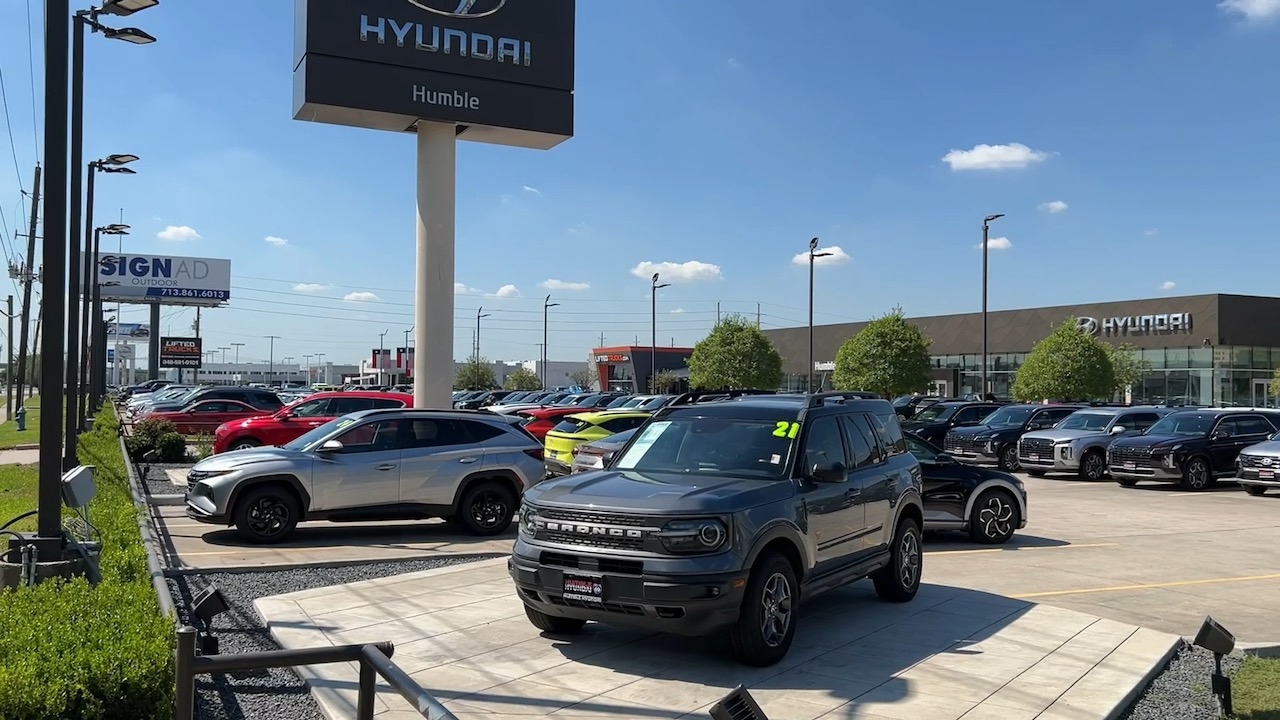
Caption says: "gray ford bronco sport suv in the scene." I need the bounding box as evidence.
[509,392,925,666]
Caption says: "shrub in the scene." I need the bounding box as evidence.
[156,432,188,463]
[126,417,183,462]
[0,405,174,719]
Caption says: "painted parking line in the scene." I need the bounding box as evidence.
[926,542,1119,556]
[1011,572,1280,599]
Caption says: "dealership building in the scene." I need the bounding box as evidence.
[761,294,1280,407]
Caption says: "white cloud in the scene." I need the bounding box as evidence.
[629,260,723,283]
[1219,0,1280,20]
[671,308,685,314]
[521,185,541,195]
[292,283,328,293]
[157,225,201,241]
[454,282,480,295]
[1160,280,1177,291]
[492,284,521,298]
[790,245,852,267]
[1038,200,1068,214]
[1143,228,1159,237]
[976,237,1013,251]
[566,222,589,234]
[264,235,289,247]
[942,143,1054,171]
[540,279,591,291]
[726,57,742,69]
[343,291,380,303]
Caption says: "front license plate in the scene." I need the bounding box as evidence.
[1123,462,1135,470]
[1260,469,1274,479]
[1029,454,1040,462]
[563,574,603,603]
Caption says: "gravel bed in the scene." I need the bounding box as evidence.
[169,555,494,720]
[142,461,194,496]
[1121,642,1244,720]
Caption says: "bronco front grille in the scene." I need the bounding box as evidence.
[540,509,652,527]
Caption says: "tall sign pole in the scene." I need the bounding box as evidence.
[293,0,576,408]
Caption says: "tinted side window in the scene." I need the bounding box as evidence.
[1121,413,1160,432]
[290,398,332,417]
[1235,416,1272,436]
[336,420,401,453]
[954,407,984,424]
[370,397,407,409]
[870,412,907,455]
[406,419,487,448]
[839,416,877,469]
[331,397,377,414]
[802,417,846,474]
[462,421,506,442]
[600,416,646,433]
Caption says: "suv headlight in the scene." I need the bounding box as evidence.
[657,519,728,554]
[1055,442,1074,461]
[518,504,540,537]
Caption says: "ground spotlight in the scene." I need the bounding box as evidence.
[709,685,769,720]
[193,585,229,655]
[1193,615,1235,717]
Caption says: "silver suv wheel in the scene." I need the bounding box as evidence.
[760,572,793,648]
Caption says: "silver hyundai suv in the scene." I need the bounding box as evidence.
[185,408,546,543]
[1017,406,1171,480]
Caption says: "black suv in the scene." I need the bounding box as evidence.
[509,392,924,667]
[944,404,1083,471]
[142,386,283,415]
[902,401,1003,446]
[1108,409,1280,490]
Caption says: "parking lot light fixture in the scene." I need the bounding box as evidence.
[650,274,670,393]
[101,153,139,165]
[543,296,559,389]
[981,214,1004,401]
[103,25,156,44]
[99,0,160,16]
[807,237,832,394]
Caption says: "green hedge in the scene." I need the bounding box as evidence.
[0,405,174,719]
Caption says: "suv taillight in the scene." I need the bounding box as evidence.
[524,448,544,461]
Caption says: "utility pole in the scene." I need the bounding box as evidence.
[30,300,42,396]
[716,302,720,325]
[4,296,14,420]
[192,307,201,384]
[264,335,280,386]
[598,332,604,347]
[230,342,245,385]
[14,164,41,406]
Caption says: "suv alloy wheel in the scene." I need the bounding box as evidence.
[230,438,262,451]
[729,552,798,667]
[233,485,300,543]
[1078,450,1107,481]
[457,481,517,536]
[873,517,923,602]
[998,445,1020,472]
[1182,457,1211,491]
[970,489,1018,544]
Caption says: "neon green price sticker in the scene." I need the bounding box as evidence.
[773,421,801,439]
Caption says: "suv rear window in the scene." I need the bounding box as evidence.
[552,418,594,434]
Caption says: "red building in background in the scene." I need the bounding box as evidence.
[591,345,693,393]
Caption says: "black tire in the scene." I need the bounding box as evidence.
[1078,450,1107,481]
[1026,470,1046,477]
[1244,485,1267,497]
[456,480,517,536]
[998,445,1020,472]
[1181,457,1211,491]
[729,552,799,667]
[523,604,587,634]
[233,484,300,544]
[873,516,923,603]
[230,438,262,451]
[1115,477,1139,487]
[969,489,1020,545]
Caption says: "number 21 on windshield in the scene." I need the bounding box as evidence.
[773,421,801,439]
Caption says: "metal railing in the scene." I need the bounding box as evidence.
[175,626,457,720]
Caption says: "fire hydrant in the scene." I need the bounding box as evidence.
[15,406,26,431]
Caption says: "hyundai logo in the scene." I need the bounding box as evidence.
[1075,316,1100,335]
[1263,457,1273,467]
[407,0,507,18]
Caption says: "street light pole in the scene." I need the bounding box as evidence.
[303,353,313,384]
[981,214,1004,401]
[264,335,280,386]
[650,273,670,393]
[543,295,559,389]
[402,326,413,384]
[283,356,294,384]
[230,342,244,385]
[807,237,832,394]
[89,223,128,412]
[377,329,389,386]
[80,159,135,423]
[315,353,326,385]
[218,346,229,364]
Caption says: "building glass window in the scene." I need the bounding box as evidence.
[1189,347,1212,369]
[1165,347,1189,369]
[1252,347,1271,370]
[1141,348,1165,370]
[1233,347,1252,370]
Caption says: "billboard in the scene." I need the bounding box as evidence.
[97,253,231,307]
[114,344,135,361]
[105,322,151,340]
[159,337,203,368]
[293,0,575,149]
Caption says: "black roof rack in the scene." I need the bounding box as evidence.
[806,391,882,408]
[667,389,777,406]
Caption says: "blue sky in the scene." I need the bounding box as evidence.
[1,0,1279,369]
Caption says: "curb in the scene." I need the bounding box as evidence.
[0,443,41,451]
[1103,634,1185,720]
[1240,642,1280,658]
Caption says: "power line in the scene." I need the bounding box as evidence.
[25,0,40,158]
[0,67,26,196]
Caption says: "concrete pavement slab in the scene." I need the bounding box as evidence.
[256,558,1180,719]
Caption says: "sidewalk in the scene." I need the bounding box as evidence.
[255,558,1181,719]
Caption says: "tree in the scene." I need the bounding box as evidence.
[569,364,598,390]
[454,356,496,390]
[1012,319,1115,401]
[687,314,783,390]
[650,370,682,393]
[1106,343,1150,397]
[503,367,542,390]
[832,307,932,398]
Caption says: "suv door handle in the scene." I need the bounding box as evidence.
[459,457,478,464]
[845,487,862,497]
[376,464,397,471]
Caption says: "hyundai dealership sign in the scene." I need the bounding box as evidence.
[97,253,231,307]
[293,0,575,149]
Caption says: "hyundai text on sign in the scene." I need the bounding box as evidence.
[97,253,231,307]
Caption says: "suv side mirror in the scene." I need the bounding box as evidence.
[318,439,344,453]
[935,453,958,465]
[810,461,847,483]
[1109,425,1126,435]
[1211,430,1230,441]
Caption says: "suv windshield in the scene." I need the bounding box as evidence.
[910,404,956,423]
[1147,413,1216,436]
[983,406,1035,427]
[281,415,357,451]
[613,415,795,479]
[1056,412,1114,431]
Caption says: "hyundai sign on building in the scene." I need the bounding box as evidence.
[293,0,575,149]
[96,253,231,307]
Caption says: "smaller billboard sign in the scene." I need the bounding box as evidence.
[97,253,231,307]
[160,337,203,368]
[107,348,114,364]
[105,322,151,340]
[114,344,135,361]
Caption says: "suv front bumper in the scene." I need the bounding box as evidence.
[1018,446,1078,473]
[1237,468,1280,488]
[946,447,1000,466]
[508,541,746,637]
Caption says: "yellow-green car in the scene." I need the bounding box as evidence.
[543,410,651,471]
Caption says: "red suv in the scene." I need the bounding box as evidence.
[516,406,587,441]
[212,391,412,454]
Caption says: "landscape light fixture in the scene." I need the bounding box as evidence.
[1193,615,1235,717]
[192,584,228,655]
[650,274,670,394]
[807,237,832,394]
[980,214,1004,402]
[709,685,770,720]
[99,0,160,16]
